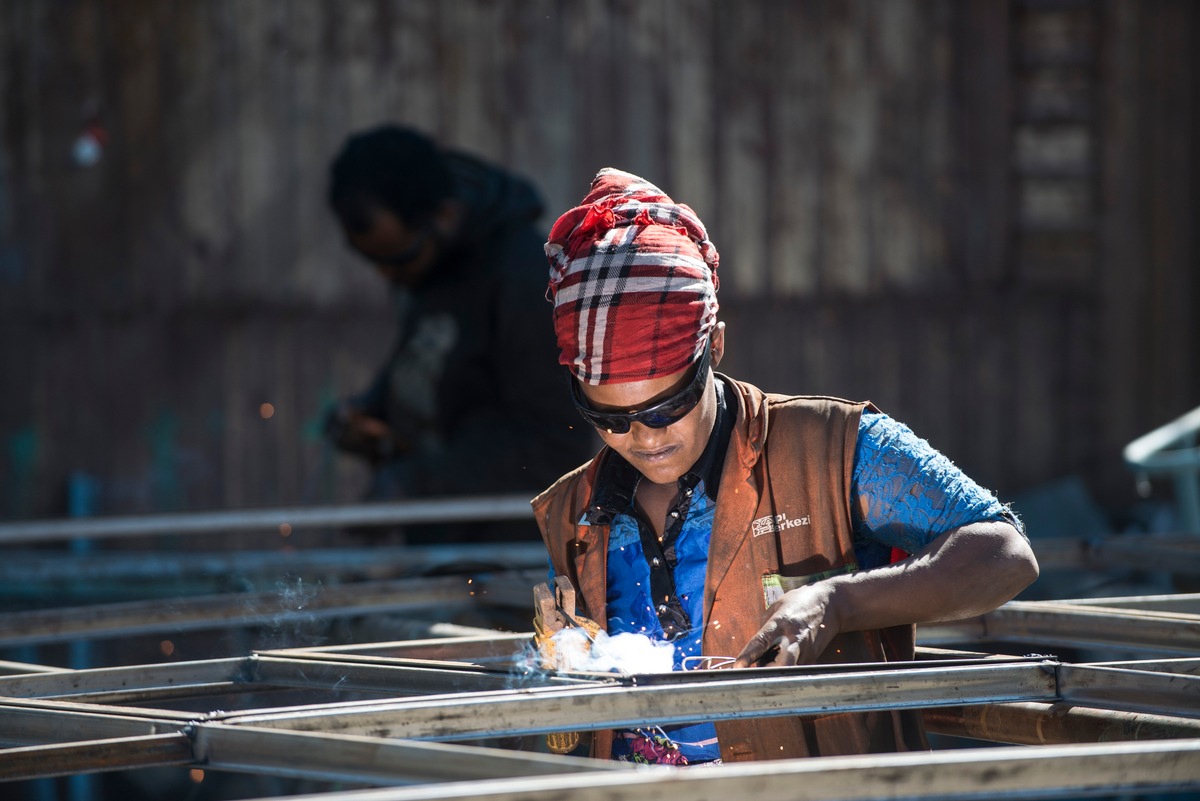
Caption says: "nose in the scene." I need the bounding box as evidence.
[628,421,666,447]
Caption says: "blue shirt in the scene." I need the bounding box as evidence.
[556,389,1017,763]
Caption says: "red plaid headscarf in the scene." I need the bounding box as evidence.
[545,168,720,385]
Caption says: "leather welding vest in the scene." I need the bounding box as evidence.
[531,377,928,762]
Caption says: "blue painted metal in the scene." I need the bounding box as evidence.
[1124,405,1200,535]
[66,472,101,801]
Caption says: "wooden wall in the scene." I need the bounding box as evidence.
[0,0,1195,524]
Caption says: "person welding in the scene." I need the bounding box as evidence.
[531,168,1039,763]
[323,125,593,539]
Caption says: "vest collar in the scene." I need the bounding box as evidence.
[722,374,769,468]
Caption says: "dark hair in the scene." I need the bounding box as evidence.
[327,125,453,233]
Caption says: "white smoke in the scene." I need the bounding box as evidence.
[552,628,676,675]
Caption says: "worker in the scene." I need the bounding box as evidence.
[325,125,594,539]
[531,168,1039,763]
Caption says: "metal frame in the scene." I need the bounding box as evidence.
[1,608,1198,799]
[0,489,1197,799]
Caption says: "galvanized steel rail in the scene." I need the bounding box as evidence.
[1124,404,1200,534]
[0,493,540,545]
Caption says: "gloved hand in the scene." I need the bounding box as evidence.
[532,576,602,672]
[532,576,602,756]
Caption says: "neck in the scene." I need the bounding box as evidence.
[634,477,677,540]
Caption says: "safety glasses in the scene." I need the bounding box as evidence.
[570,341,711,435]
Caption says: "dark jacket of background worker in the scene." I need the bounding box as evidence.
[325,125,594,533]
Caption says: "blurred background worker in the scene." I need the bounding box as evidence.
[325,125,593,539]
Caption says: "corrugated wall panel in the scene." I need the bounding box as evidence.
[767,2,822,297]
[0,0,1195,522]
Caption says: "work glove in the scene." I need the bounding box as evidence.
[532,576,602,755]
[532,576,603,672]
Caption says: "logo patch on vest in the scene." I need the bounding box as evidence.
[751,512,811,537]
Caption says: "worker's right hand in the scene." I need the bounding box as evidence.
[732,582,841,668]
[532,580,602,671]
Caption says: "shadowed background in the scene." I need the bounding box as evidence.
[0,0,1196,529]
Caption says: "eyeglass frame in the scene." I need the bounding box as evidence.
[568,340,712,435]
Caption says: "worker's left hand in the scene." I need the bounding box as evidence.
[732,583,841,668]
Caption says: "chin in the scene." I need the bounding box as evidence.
[632,459,688,487]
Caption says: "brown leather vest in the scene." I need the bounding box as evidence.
[531,377,927,762]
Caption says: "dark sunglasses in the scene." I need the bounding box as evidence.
[570,341,711,434]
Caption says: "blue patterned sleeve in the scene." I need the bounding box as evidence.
[851,411,1019,566]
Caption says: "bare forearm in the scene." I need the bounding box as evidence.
[828,520,1039,633]
[734,520,1038,668]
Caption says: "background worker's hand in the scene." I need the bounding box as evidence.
[325,403,408,462]
[733,583,842,668]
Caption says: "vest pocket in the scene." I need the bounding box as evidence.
[760,564,860,608]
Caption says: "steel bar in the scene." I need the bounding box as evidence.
[0,657,252,700]
[0,701,180,746]
[220,661,1059,740]
[233,739,1200,801]
[984,602,1200,653]
[1032,536,1200,574]
[0,659,67,676]
[0,494,539,545]
[249,655,561,695]
[615,654,1052,686]
[192,725,628,786]
[1040,592,1200,612]
[0,575,484,646]
[924,701,1200,744]
[1090,657,1200,675]
[0,543,548,585]
[277,635,1016,674]
[268,632,536,665]
[254,654,581,687]
[1124,404,1200,471]
[1058,664,1200,717]
[1124,405,1200,534]
[921,599,1200,654]
[0,650,566,709]
[0,733,192,781]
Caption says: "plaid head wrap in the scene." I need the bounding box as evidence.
[545,168,720,385]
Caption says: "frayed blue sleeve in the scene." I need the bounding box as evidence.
[851,411,1017,567]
